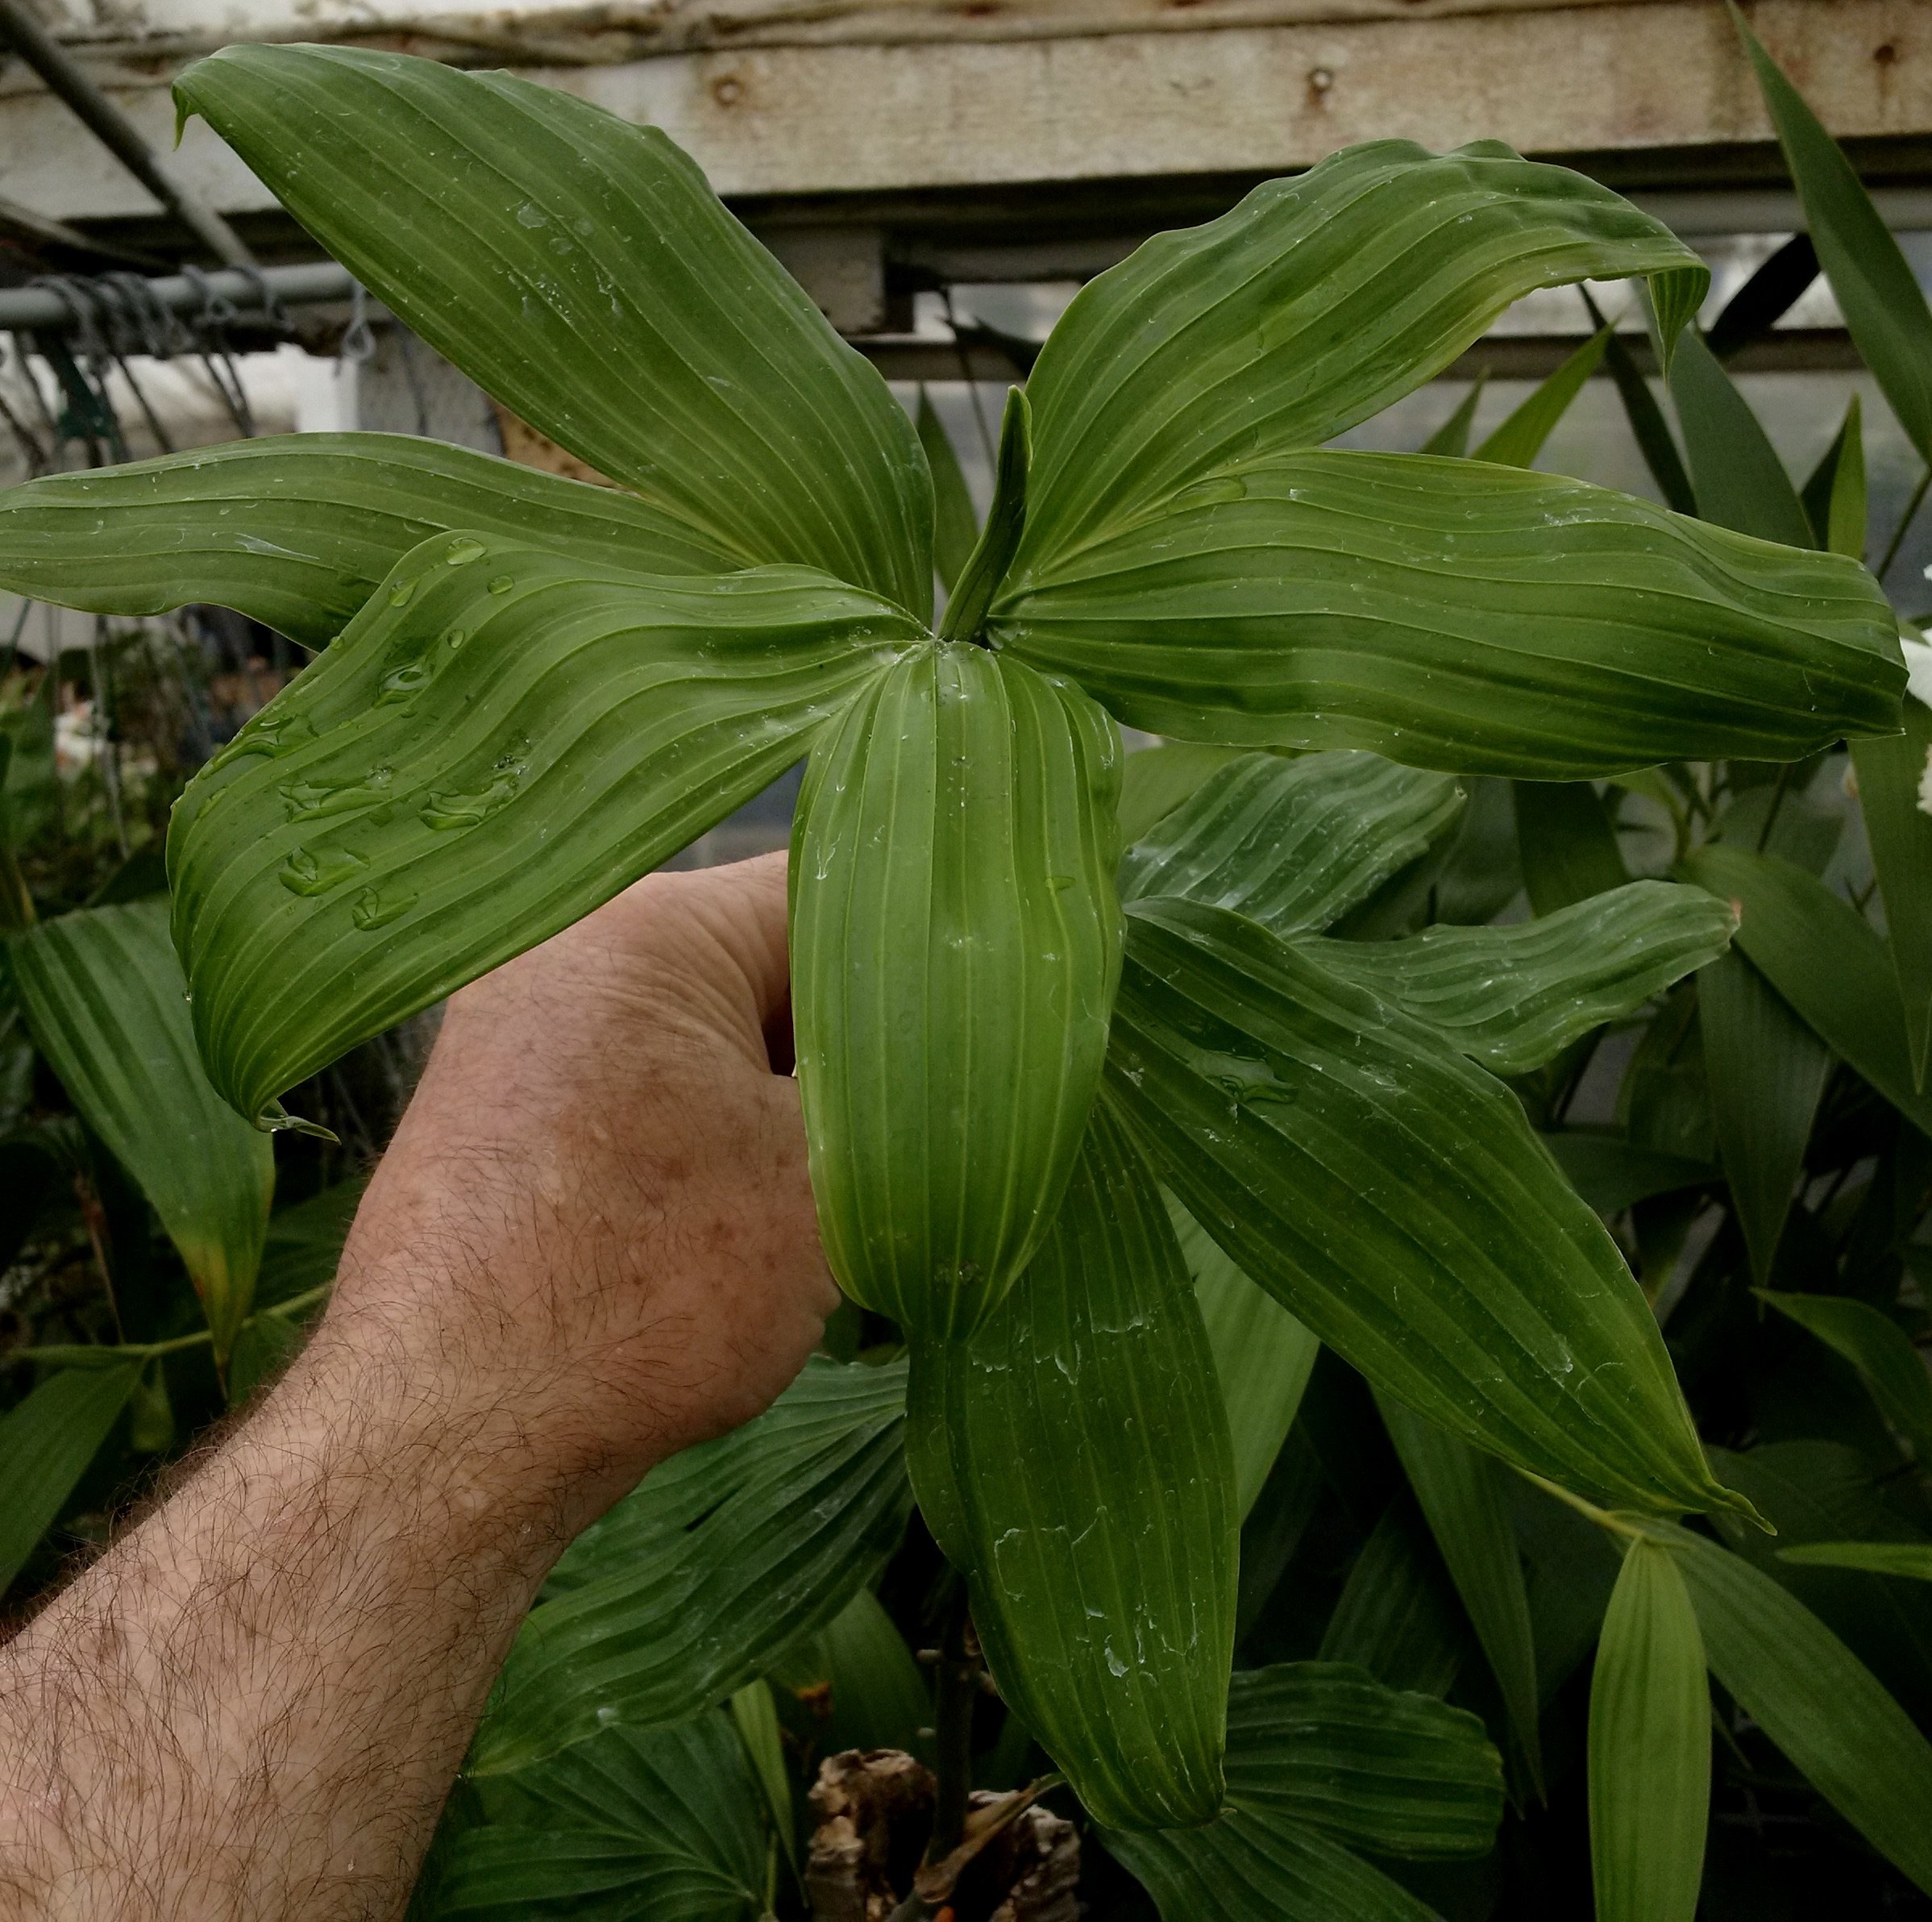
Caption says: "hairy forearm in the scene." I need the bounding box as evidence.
[0,1304,583,1921]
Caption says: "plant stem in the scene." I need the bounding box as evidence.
[0,1283,331,1367]
[926,1584,976,1866]
[1879,463,1932,584]
[1519,1470,1647,1540]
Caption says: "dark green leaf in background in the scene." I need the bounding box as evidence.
[1470,326,1609,469]
[0,1364,139,1592]
[1514,780,1626,915]
[1541,1133,1712,1219]
[1779,1541,1932,1582]
[1116,743,1248,846]
[1801,395,1867,560]
[1319,1500,1468,1699]
[1668,328,1813,547]
[917,387,979,597]
[768,1585,929,1759]
[1705,232,1821,362]
[1851,689,1932,1088]
[937,385,1027,643]
[1757,1291,1932,1469]
[1581,291,1697,516]
[1418,378,1485,458]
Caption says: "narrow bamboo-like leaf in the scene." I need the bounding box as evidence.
[1735,9,1932,467]
[1779,1541,1932,1580]
[1514,780,1627,915]
[993,451,1898,776]
[1376,1394,1544,1793]
[0,434,733,649]
[0,689,54,855]
[728,1681,791,1859]
[1852,695,1932,1088]
[472,1358,911,1774]
[1681,842,1932,1138]
[1121,751,1460,934]
[911,1099,1236,1829]
[171,537,915,1127]
[1222,1662,1504,1859]
[1585,295,1697,515]
[1320,1501,1467,1699]
[175,44,932,612]
[917,387,979,596]
[1698,949,1831,1281]
[438,1713,767,1920]
[1016,138,1706,572]
[1106,900,1747,1519]
[9,903,274,1354]
[1589,1538,1710,1922]
[1803,395,1867,559]
[1419,378,1485,457]
[1170,1192,1318,1518]
[1471,327,1609,468]
[771,1586,930,1757]
[937,387,1027,643]
[1706,232,1821,361]
[1668,329,1814,547]
[1543,1133,1712,1217]
[1307,880,1732,1075]
[0,1364,139,1591]
[1653,1518,1932,1896]
[791,642,1120,1339]
[1757,1291,1932,1467]
[1116,743,1248,845]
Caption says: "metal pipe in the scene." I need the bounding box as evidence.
[0,0,256,268]
[0,260,354,332]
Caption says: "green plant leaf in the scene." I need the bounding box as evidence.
[938,386,1027,643]
[1778,1541,1932,1581]
[791,642,1121,1340]
[1120,751,1461,935]
[1116,743,1249,845]
[1589,1537,1710,1922]
[1681,842,1932,1138]
[171,536,913,1128]
[1320,1501,1467,1699]
[770,1585,929,1758]
[1652,1518,1932,1897]
[472,1357,911,1775]
[1668,329,1813,547]
[917,387,979,596]
[1222,1661,1504,1859]
[1851,693,1932,1088]
[0,689,54,853]
[1514,780,1626,915]
[1735,8,1932,468]
[1802,395,1868,560]
[727,1680,791,1862]
[1706,232,1820,361]
[0,434,734,650]
[1584,295,1697,516]
[8,901,274,1355]
[438,1712,767,1920]
[1756,1291,1932,1468]
[1418,378,1485,458]
[1307,880,1733,1075]
[1471,327,1609,468]
[0,1364,139,1591]
[910,1097,1236,1829]
[1014,137,1706,572]
[991,451,1898,776]
[1542,1133,1712,1217]
[1105,899,1747,1519]
[1376,1395,1544,1793]
[1698,949,1831,1282]
[174,44,931,613]
[1171,1192,1318,1518]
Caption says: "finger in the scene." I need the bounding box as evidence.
[676,851,793,1037]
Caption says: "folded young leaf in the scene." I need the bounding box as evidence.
[1778,1541,1932,1582]
[1120,751,1462,935]
[909,1100,1237,1829]
[1106,899,1749,1519]
[473,1357,910,1774]
[170,536,913,1127]
[9,902,274,1358]
[1589,1539,1710,1922]
[1306,880,1735,1075]
[1757,1291,1932,1468]
[937,386,1028,643]
[917,389,980,597]
[0,433,734,649]
[175,44,933,614]
[0,1364,140,1592]
[993,451,1900,776]
[1015,137,1706,571]
[791,642,1121,1339]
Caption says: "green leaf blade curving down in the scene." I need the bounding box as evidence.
[169,535,916,1128]
[910,1099,1237,1831]
[1307,880,1735,1075]
[8,902,274,1355]
[1589,1538,1710,1922]
[1119,751,1461,936]
[791,643,1122,1340]
[472,1357,911,1776]
[1015,137,1707,571]
[1106,899,1747,1519]
[0,1365,140,1592]
[174,44,932,613]
[0,433,736,650]
[991,451,1901,777]
[1756,1291,1932,1468]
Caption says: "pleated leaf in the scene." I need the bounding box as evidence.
[908,1099,1237,1829]
[0,433,733,650]
[1589,1538,1710,1922]
[1650,1518,1932,1896]
[438,1713,767,1920]
[0,1364,140,1591]
[171,535,915,1127]
[1851,693,1932,1088]
[1698,949,1830,1282]
[1307,880,1734,1075]
[1778,1541,1932,1581]
[9,902,274,1354]
[175,44,932,613]
[1119,751,1462,935]
[991,451,1900,776]
[1105,899,1748,1519]
[1757,1292,1932,1467]
[1470,327,1609,468]
[1668,329,1813,547]
[791,642,1121,1339]
[472,1357,911,1775]
[1015,137,1706,571]
[1319,1501,1467,1700]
